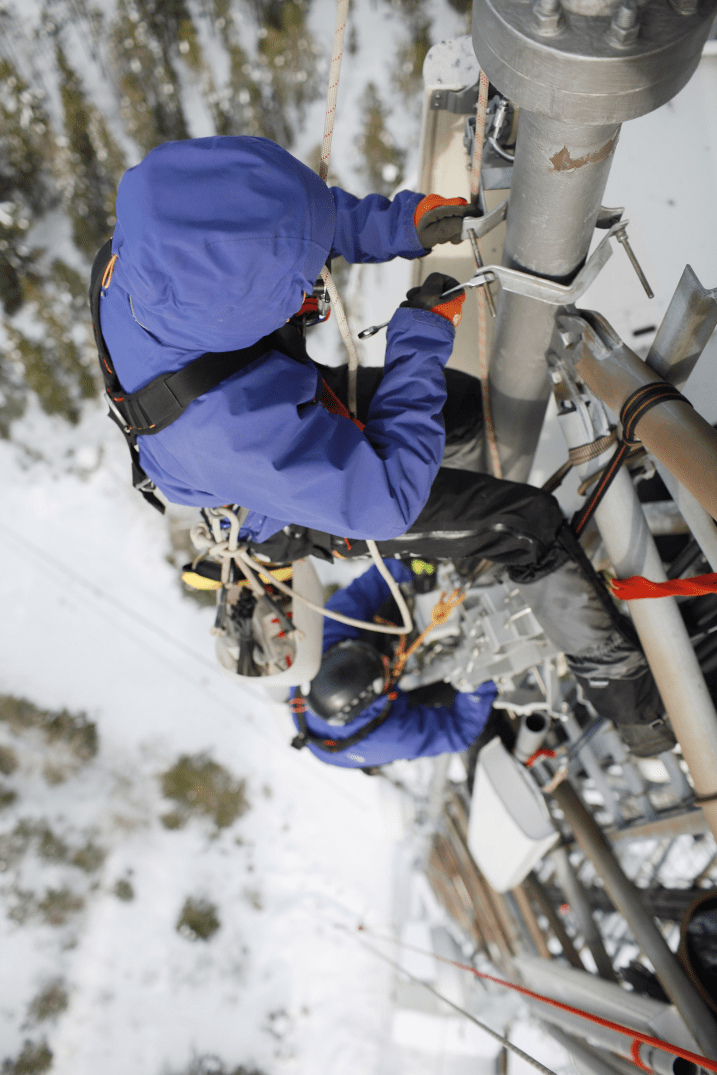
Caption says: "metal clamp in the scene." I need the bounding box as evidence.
[444,221,627,305]
[460,198,509,242]
[430,82,481,115]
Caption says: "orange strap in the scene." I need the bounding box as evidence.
[295,294,331,320]
[101,253,118,291]
[319,378,365,431]
[414,193,468,228]
[610,572,717,600]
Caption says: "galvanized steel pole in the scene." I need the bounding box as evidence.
[552,781,717,1060]
[471,0,717,482]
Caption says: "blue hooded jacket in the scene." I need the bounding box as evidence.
[100,137,457,542]
[291,561,496,769]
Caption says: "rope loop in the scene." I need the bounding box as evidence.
[572,381,692,537]
[620,381,692,447]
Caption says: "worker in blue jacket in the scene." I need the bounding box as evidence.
[98,136,672,758]
[99,135,475,542]
[289,560,497,769]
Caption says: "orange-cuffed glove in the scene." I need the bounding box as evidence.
[400,271,465,328]
[414,194,475,249]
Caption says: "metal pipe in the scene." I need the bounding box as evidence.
[487,113,621,481]
[534,1006,699,1075]
[592,466,717,846]
[563,714,624,826]
[552,373,717,847]
[572,313,717,522]
[524,872,586,970]
[657,750,693,805]
[653,465,717,572]
[514,712,549,763]
[551,780,717,1058]
[601,727,655,822]
[543,1026,648,1075]
[551,847,619,982]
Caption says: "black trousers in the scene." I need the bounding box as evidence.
[249,462,570,580]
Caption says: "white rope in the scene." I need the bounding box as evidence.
[320,265,359,419]
[320,0,349,184]
[471,70,502,480]
[193,509,412,636]
[317,0,359,419]
[238,546,412,636]
[313,0,412,634]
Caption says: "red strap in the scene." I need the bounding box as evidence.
[432,963,717,1073]
[631,1041,652,1072]
[319,378,365,431]
[525,748,557,767]
[295,294,331,320]
[610,572,717,600]
[355,926,717,1072]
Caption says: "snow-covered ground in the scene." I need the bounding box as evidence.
[1,0,717,1069]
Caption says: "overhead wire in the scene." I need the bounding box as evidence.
[0,520,377,816]
[352,926,717,1073]
[344,928,559,1075]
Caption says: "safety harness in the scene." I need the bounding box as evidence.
[89,241,362,514]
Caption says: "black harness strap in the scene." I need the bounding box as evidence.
[572,381,693,537]
[290,695,392,754]
[89,241,310,513]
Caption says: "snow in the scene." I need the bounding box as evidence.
[1,0,715,1070]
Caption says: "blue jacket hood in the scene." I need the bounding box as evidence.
[111,136,336,350]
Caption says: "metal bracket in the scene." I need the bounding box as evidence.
[430,81,481,114]
[447,221,626,305]
[461,198,509,242]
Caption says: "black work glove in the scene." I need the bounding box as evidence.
[400,272,465,327]
[401,272,462,311]
[415,195,479,249]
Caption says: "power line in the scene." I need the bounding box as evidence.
[0,520,373,815]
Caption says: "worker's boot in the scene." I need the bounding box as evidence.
[510,551,674,758]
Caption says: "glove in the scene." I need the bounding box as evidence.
[414,194,477,249]
[400,271,465,328]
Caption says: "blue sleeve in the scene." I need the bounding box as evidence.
[389,681,497,758]
[329,188,426,263]
[139,311,455,543]
[322,561,412,652]
[234,307,455,543]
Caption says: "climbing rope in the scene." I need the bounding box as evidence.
[320,265,360,419]
[471,70,502,480]
[319,0,348,184]
[390,587,466,681]
[191,509,412,636]
[317,0,359,419]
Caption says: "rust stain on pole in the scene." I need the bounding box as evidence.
[549,133,619,172]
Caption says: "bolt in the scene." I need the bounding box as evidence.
[615,1,637,27]
[608,0,639,47]
[533,0,564,36]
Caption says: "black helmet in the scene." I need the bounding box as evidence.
[305,640,386,724]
